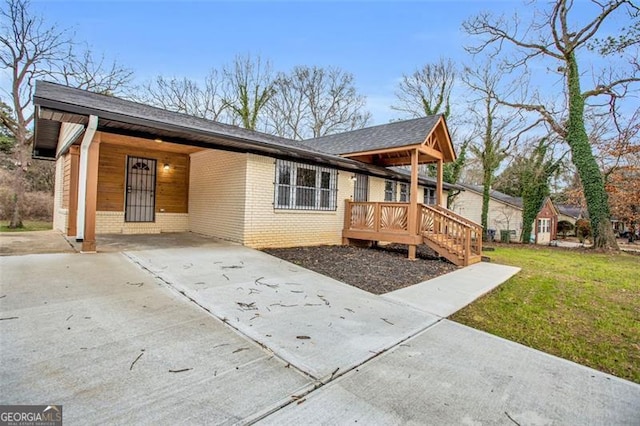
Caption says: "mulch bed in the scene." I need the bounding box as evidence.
[263,244,458,295]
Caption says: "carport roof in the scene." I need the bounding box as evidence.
[32,81,457,189]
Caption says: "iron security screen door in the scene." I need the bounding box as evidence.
[125,156,157,222]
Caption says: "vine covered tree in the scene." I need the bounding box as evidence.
[464,0,639,249]
[463,61,524,236]
[519,139,565,243]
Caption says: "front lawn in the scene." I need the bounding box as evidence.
[451,245,640,383]
[0,220,52,232]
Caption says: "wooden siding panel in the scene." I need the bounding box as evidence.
[97,140,189,213]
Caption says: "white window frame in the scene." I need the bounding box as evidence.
[538,218,551,233]
[274,160,338,211]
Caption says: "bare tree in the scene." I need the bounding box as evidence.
[60,48,132,95]
[221,54,275,130]
[392,58,456,118]
[0,0,132,228]
[463,61,526,237]
[137,70,227,121]
[267,65,370,140]
[391,58,469,207]
[463,0,639,249]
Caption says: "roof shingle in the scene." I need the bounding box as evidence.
[302,116,441,155]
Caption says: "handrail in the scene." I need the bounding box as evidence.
[421,204,478,230]
[428,204,483,229]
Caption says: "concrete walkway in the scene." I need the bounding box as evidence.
[261,320,640,425]
[384,262,520,317]
[2,238,639,424]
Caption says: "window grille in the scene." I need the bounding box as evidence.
[274,160,338,210]
[399,183,409,202]
[384,180,397,202]
[424,188,437,205]
[353,174,369,202]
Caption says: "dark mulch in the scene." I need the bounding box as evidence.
[263,244,458,295]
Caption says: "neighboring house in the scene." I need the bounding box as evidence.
[556,204,583,225]
[453,184,524,242]
[556,204,583,237]
[32,81,482,265]
[534,198,558,244]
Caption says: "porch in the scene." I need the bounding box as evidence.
[343,201,483,266]
[338,115,482,266]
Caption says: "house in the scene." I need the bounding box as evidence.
[32,81,483,265]
[452,183,523,242]
[534,197,558,244]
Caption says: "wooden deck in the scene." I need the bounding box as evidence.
[343,201,483,266]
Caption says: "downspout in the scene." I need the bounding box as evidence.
[76,115,98,242]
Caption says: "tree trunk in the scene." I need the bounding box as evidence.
[9,145,27,229]
[565,53,618,249]
[481,169,491,240]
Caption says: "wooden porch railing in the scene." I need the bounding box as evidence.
[343,200,483,266]
[420,204,483,265]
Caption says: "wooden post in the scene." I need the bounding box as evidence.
[465,227,472,266]
[67,145,80,237]
[81,133,101,252]
[436,159,443,207]
[408,149,419,260]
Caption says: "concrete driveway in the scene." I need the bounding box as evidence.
[1,235,639,424]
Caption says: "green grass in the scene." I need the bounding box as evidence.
[0,220,52,232]
[451,245,640,383]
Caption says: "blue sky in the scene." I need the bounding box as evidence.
[32,1,631,125]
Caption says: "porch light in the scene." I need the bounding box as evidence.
[163,163,170,171]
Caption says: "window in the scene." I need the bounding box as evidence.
[275,160,337,210]
[353,174,369,202]
[399,183,409,202]
[537,218,551,233]
[384,180,397,202]
[424,188,436,205]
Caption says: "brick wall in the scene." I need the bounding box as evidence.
[95,211,189,234]
[188,149,247,243]
[242,154,352,248]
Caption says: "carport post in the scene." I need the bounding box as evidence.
[76,115,98,243]
[67,145,80,237]
[81,132,100,253]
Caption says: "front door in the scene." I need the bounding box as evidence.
[125,156,157,222]
[537,218,551,244]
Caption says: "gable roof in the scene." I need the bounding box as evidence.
[556,204,583,219]
[32,81,455,189]
[458,183,523,209]
[304,116,441,155]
